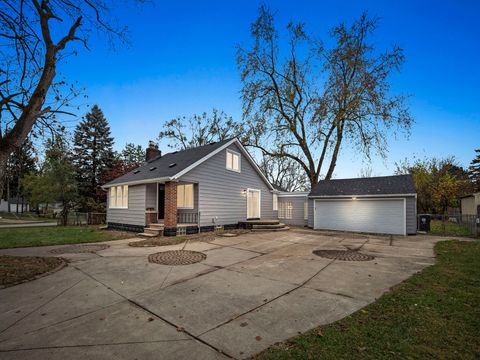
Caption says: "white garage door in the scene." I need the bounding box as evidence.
[314,199,405,235]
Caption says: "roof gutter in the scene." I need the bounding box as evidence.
[309,193,417,198]
[102,177,171,189]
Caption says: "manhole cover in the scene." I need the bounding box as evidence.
[50,244,109,254]
[312,249,374,261]
[148,250,206,265]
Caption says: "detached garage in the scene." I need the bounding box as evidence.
[309,175,417,236]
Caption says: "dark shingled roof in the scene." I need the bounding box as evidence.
[309,175,416,197]
[105,139,233,186]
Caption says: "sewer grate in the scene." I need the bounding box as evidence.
[312,249,374,261]
[49,244,109,254]
[148,250,206,266]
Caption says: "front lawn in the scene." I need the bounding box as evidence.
[0,226,132,249]
[430,219,472,237]
[257,240,480,359]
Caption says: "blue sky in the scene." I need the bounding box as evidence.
[60,0,479,178]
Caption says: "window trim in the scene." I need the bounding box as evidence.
[177,183,194,209]
[226,149,241,173]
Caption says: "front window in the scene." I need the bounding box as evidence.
[177,184,194,208]
[109,185,128,208]
[226,149,240,172]
[273,194,278,211]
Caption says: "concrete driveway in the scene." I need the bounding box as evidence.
[0,229,441,359]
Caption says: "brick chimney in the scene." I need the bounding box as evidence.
[146,141,161,161]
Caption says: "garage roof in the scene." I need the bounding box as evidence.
[309,175,416,197]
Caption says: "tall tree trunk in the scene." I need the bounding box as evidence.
[325,122,345,180]
[6,180,10,213]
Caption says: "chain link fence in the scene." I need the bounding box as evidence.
[57,212,106,226]
[425,214,479,238]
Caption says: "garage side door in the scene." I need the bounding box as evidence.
[314,199,405,235]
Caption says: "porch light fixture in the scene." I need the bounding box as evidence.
[241,189,247,197]
[352,197,357,200]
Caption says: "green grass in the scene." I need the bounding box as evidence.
[0,226,132,249]
[430,219,472,237]
[257,240,480,360]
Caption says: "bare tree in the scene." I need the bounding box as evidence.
[158,109,246,150]
[259,154,309,192]
[0,0,142,198]
[237,7,412,187]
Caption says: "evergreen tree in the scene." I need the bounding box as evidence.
[73,105,115,210]
[469,149,480,191]
[121,143,145,166]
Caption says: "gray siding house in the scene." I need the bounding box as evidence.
[104,138,417,236]
[308,175,417,235]
[104,138,277,235]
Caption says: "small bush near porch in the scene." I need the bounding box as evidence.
[257,240,480,359]
[0,226,132,249]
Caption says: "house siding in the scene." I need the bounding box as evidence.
[406,196,417,235]
[278,194,308,226]
[107,184,146,226]
[179,143,275,227]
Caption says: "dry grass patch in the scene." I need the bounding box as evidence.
[0,255,66,288]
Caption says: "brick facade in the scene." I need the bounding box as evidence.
[164,181,178,236]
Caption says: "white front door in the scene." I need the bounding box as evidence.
[247,189,261,219]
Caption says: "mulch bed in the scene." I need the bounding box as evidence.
[0,255,67,288]
[128,229,250,247]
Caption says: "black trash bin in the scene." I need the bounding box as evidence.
[418,214,431,232]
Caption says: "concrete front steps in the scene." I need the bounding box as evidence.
[251,223,290,232]
[137,223,164,237]
[239,219,290,232]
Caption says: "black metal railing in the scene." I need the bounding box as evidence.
[177,212,200,225]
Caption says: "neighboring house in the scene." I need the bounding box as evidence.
[104,138,417,236]
[460,192,480,216]
[38,202,63,215]
[307,175,417,235]
[103,138,278,236]
[0,198,30,213]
